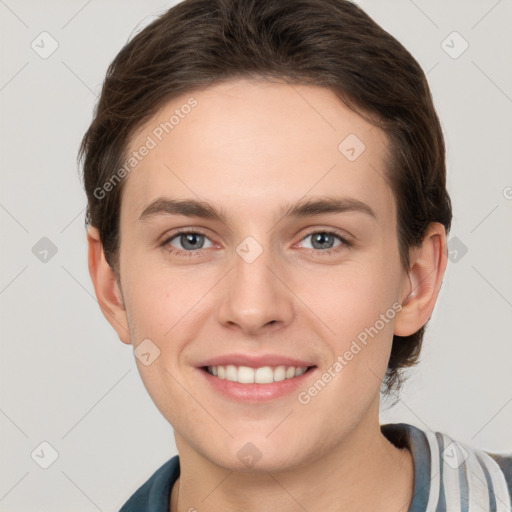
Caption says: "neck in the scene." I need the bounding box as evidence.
[170,412,414,512]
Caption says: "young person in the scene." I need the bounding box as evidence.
[79,0,512,510]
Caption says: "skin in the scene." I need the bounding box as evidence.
[88,78,447,512]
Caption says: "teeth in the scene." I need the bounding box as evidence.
[273,366,286,381]
[255,366,274,383]
[225,364,237,382]
[295,367,307,377]
[286,366,296,379]
[238,365,255,383]
[206,364,310,384]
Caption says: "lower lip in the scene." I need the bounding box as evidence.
[197,367,317,403]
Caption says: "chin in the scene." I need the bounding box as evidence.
[201,438,312,474]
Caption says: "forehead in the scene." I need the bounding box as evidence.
[122,78,394,225]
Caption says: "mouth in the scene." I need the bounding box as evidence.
[198,364,318,402]
[201,364,316,384]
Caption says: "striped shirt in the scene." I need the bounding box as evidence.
[119,422,512,512]
[381,423,512,512]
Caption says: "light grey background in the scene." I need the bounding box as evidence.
[1,0,511,510]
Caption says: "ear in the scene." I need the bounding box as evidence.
[87,226,131,345]
[394,222,448,336]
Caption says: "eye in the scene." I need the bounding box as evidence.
[160,229,351,258]
[299,231,351,253]
[163,230,214,255]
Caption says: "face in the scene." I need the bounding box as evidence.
[116,78,410,471]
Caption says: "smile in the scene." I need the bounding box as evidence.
[198,363,317,403]
[204,364,312,384]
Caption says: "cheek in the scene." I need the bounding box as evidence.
[298,258,401,341]
[122,240,402,349]
[120,261,203,421]
[121,256,210,340]
[297,267,400,417]
[294,255,402,401]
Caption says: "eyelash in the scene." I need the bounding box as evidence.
[161,228,352,258]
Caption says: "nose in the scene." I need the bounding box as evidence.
[216,240,295,336]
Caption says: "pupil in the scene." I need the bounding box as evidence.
[314,233,333,249]
[183,233,202,249]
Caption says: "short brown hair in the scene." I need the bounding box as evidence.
[78,0,452,398]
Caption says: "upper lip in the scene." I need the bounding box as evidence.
[197,354,316,368]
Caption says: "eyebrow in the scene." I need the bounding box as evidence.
[138,196,376,224]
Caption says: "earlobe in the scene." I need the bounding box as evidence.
[394,222,448,336]
[86,226,131,345]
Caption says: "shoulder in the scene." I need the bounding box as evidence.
[486,451,512,500]
[119,455,180,512]
[383,422,512,511]
[424,426,512,507]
